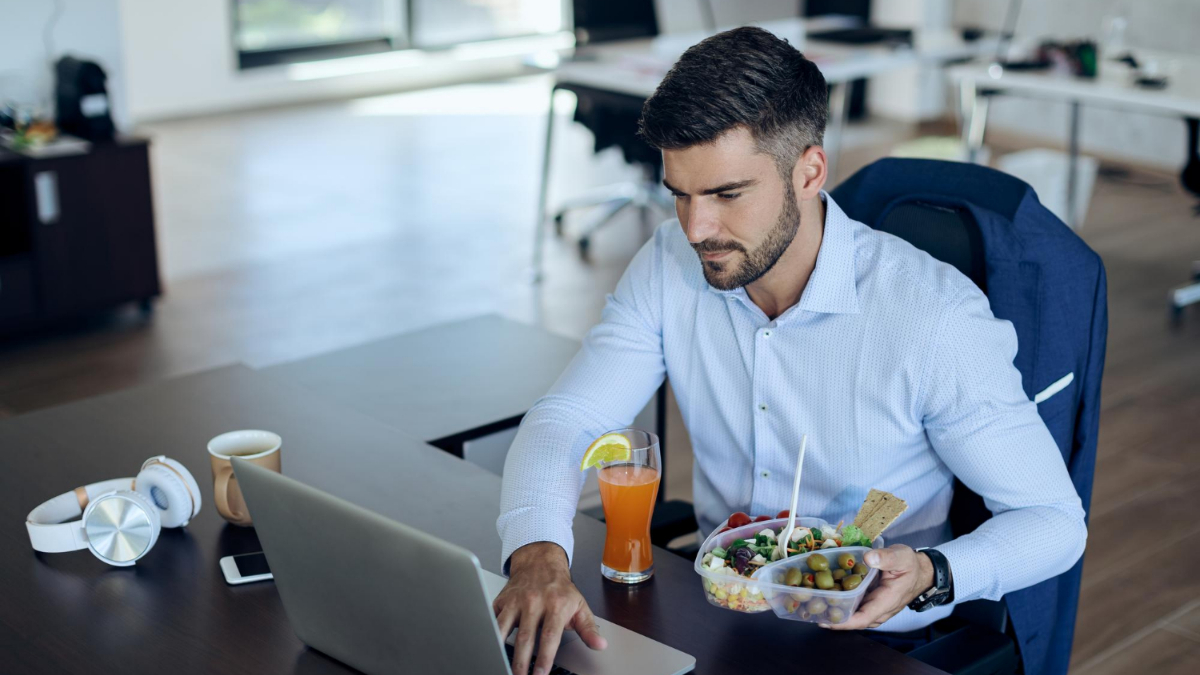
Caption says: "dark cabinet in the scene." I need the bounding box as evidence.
[0,138,160,335]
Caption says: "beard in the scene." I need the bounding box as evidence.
[693,180,801,291]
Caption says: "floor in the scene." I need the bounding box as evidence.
[0,75,1198,672]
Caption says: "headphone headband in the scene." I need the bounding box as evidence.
[26,478,135,553]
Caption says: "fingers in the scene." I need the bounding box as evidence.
[820,584,901,631]
[510,607,542,675]
[495,602,519,642]
[570,603,609,651]
[533,610,569,675]
[864,545,914,572]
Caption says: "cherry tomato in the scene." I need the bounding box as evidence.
[776,509,791,519]
[727,512,751,528]
[717,526,731,534]
[754,515,773,523]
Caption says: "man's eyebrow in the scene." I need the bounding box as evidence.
[662,179,757,195]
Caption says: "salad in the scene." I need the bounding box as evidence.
[697,514,873,613]
[696,489,909,614]
[702,510,873,579]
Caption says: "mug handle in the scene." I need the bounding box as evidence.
[214,467,243,521]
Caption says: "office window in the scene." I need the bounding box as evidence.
[234,0,400,68]
[410,0,564,48]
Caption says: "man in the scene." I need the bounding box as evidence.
[494,27,1086,675]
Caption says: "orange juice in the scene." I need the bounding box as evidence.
[598,464,660,574]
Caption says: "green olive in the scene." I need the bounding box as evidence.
[852,562,869,576]
[831,569,847,581]
[842,573,863,591]
[785,567,804,587]
[791,590,813,603]
[801,575,815,588]
[837,553,856,570]
[807,554,830,572]
[806,598,828,615]
[815,570,834,590]
[827,607,846,623]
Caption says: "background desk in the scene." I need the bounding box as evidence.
[260,314,662,509]
[0,364,945,674]
[531,18,995,279]
[952,53,1200,228]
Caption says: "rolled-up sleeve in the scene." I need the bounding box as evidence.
[920,288,1087,602]
[497,225,668,572]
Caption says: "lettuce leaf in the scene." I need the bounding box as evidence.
[840,524,870,547]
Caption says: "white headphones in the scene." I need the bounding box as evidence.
[25,456,203,567]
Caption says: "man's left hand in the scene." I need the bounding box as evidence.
[820,545,934,630]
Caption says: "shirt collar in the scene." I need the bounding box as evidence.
[796,191,860,315]
[708,190,861,317]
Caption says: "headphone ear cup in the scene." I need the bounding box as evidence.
[135,464,194,529]
[85,490,161,565]
[145,456,202,520]
[121,489,162,538]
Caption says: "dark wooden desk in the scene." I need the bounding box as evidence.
[0,365,943,674]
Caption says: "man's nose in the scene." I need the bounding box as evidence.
[683,199,720,244]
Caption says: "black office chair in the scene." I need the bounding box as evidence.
[857,197,1018,675]
[833,158,1108,675]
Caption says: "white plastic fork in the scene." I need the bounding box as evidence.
[777,434,808,558]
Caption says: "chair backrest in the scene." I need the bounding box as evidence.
[871,199,995,553]
[832,158,1108,675]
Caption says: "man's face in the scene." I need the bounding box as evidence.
[662,127,801,290]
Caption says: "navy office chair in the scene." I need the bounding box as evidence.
[832,158,1108,675]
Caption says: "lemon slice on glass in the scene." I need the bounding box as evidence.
[580,432,632,471]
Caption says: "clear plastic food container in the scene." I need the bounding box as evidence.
[752,547,880,624]
[692,517,883,615]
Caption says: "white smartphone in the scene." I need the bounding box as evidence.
[220,552,274,585]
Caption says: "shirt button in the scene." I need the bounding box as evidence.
[761,470,771,478]
[763,330,772,337]
[758,403,768,412]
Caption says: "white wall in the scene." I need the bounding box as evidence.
[655,0,798,34]
[0,0,128,128]
[115,0,572,124]
[953,0,1200,169]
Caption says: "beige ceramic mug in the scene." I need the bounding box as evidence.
[207,430,282,526]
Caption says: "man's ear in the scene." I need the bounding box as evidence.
[791,146,828,200]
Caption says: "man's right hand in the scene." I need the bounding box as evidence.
[493,542,608,675]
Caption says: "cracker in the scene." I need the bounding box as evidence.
[852,489,908,541]
[851,489,887,528]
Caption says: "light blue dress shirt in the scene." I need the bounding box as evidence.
[498,193,1086,631]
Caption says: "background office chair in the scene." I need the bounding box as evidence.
[551,0,673,261]
[1170,116,1200,324]
[833,158,1107,675]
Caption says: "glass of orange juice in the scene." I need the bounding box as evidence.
[595,428,661,584]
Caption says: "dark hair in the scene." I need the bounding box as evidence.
[638,27,828,177]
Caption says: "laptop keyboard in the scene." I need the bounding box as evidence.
[504,644,577,675]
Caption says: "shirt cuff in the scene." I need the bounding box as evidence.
[932,535,1001,603]
[499,508,576,576]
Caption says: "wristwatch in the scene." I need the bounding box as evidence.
[908,548,954,612]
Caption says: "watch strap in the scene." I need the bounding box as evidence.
[909,547,954,611]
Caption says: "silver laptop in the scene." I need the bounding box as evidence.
[233,459,695,675]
